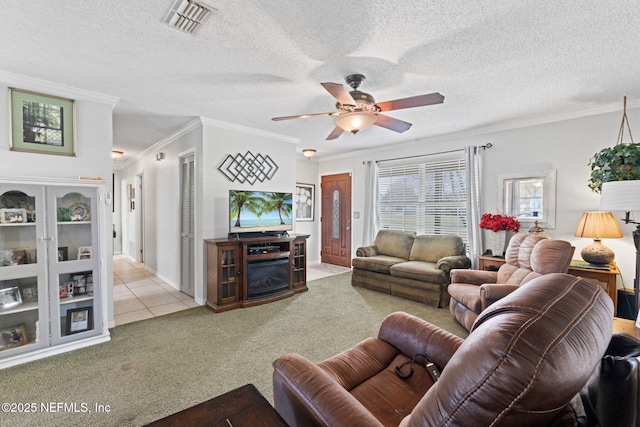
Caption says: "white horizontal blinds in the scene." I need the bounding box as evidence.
[377,153,468,244]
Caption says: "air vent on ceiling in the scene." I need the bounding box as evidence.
[165,0,215,34]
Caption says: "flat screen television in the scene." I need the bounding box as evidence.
[229,190,293,234]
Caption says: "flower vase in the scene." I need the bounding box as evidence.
[486,230,507,257]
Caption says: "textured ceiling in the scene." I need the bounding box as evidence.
[2,1,640,165]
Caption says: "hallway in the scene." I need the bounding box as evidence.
[113,255,198,326]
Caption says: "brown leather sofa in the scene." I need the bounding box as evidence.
[448,233,574,331]
[352,230,471,307]
[272,273,613,427]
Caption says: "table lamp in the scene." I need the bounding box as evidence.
[574,211,622,265]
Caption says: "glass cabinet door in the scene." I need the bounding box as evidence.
[219,246,239,304]
[47,186,101,344]
[0,185,48,356]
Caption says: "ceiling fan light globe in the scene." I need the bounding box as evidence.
[335,111,376,133]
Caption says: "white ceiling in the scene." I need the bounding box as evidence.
[2,1,640,165]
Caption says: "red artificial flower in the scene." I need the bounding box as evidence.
[479,213,520,233]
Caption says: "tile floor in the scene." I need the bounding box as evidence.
[113,255,198,326]
[113,256,351,326]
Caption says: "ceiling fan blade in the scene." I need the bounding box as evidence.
[321,82,356,106]
[272,112,337,121]
[374,114,412,133]
[376,92,444,112]
[326,126,344,140]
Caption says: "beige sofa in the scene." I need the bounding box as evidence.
[351,230,471,307]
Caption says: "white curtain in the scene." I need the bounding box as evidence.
[362,160,379,246]
[465,146,483,268]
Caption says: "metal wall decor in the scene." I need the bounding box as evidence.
[218,151,279,184]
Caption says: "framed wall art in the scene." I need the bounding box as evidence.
[9,88,76,156]
[294,183,315,221]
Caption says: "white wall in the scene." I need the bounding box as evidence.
[318,106,640,291]
[294,158,320,264]
[0,71,118,326]
[119,118,298,304]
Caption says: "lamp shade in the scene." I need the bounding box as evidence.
[599,180,640,211]
[574,211,623,238]
[335,111,376,133]
[575,211,622,264]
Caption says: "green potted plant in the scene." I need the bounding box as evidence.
[588,142,640,193]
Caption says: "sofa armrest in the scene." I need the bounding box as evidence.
[273,353,384,427]
[450,268,498,285]
[437,255,472,275]
[356,245,379,257]
[479,283,521,310]
[377,312,464,370]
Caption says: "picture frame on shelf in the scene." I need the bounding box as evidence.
[0,208,27,224]
[59,282,73,300]
[10,247,31,265]
[72,273,87,295]
[294,183,315,221]
[86,273,94,296]
[0,286,23,310]
[58,247,68,262]
[77,246,92,260]
[19,283,38,304]
[0,324,28,351]
[0,250,15,267]
[66,307,93,335]
[9,88,76,156]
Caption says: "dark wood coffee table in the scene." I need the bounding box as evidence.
[145,384,288,427]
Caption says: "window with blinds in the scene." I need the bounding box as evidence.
[377,154,468,243]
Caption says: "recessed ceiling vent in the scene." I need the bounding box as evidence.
[165,0,215,34]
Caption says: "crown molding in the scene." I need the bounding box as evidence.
[0,70,119,108]
[319,99,640,163]
[199,117,299,143]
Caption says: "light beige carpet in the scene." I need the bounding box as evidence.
[0,272,467,427]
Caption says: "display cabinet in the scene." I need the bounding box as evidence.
[0,179,109,369]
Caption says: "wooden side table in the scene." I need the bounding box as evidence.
[477,256,620,312]
[613,317,640,339]
[567,261,620,312]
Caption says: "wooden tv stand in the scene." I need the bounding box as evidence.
[204,234,309,313]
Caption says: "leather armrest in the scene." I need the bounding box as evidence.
[273,353,384,427]
[377,312,464,370]
[356,245,378,257]
[450,268,498,285]
[479,283,520,310]
[437,255,472,275]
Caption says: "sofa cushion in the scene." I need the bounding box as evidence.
[409,235,464,263]
[352,255,406,274]
[390,261,445,283]
[374,230,415,259]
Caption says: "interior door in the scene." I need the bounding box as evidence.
[321,173,352,267]
[180,154,195,297]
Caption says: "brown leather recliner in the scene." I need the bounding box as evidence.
[272,273,613,427]
[448,233,574,331]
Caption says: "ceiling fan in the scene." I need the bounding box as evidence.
[272,74,444,140]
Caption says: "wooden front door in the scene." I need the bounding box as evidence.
[321,173,352,267]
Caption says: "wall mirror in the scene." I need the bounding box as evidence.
[499,169,556,229]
